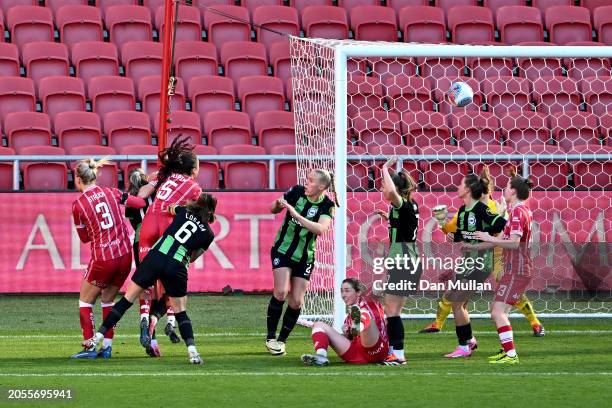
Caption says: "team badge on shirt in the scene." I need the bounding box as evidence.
[468,213,476,227]
[307,207,318,218]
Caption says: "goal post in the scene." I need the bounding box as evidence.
[289,38,612,330]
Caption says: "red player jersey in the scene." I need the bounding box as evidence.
[148,173,202,214]
[72,185,132,261]
[343,296,388,344]
[502,201,533,276]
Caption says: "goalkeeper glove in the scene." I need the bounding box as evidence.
[432,204,448,227]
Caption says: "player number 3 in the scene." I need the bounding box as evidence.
[95,202,114,230]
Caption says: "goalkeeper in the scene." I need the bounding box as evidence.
[424,166,545,337]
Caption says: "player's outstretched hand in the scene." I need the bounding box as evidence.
[474,231,493,242]
[375,209,388,221]
[383,156,398,169]
[279,198,297,217]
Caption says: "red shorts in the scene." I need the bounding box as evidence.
[340,336,389,364]
[84,252,132,289]
[138,212,173,262]
[495,273,532,305]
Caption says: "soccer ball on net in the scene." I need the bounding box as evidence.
[447,81,474,107]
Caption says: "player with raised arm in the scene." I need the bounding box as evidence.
[265,170,337,356]
[70,158,147,359]
[375,157,419,366]
[301,278,388,366]
[82,193,217,365]
[136,136,202,356]
[444,173,506,358]
[475,169,535,364]
[425,167,545,337]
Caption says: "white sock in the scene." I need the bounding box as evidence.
[394,349,405,360]
[187,345,197,354]
[94,332,103,342]
[459,345,470,352]
[469,337,476,344]
[103,338,112,348]
[506,349,517,358]
[316,349,328,358]
[388,346,394,355]
[167,315,176,327]
[141,314,149,322]
[151,339,158,347]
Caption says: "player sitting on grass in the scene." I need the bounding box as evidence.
[301,278,388,366]
[71,158,147,359]
[475,169,535,365]
[82,193,216,365]
[426,166,545,337]
[266,170,337,356]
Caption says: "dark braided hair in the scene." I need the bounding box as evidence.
[156,135,198,190]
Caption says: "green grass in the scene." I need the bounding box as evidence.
[0,295,611,407]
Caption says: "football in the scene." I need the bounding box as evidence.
[447,81,474,107]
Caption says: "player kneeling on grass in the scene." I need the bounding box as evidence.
[82,193,217,365]
[266,170,337,356]
[474,169,535,365]
[302,278,388,366]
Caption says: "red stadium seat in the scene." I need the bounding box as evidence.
[433,76,481,114]
[599,113,612,145]
[533,0,573,14]
[121,41,163,88]
[420,145,468,191]
[500,111,550,150]
[4,112,51,154]
[20,146,68,191]
[301,6,348,40]
[467,55,514,83]
[399,6,446,44]
[104,111,152,151]
[418,57,465,84]
[0,77,36,126]
[142,0,166,19]
[138,75,185,127]
[68,145,118,188]
[220,41,268,90]
[154,110,201,146]
[220,145,268,189]
[451,111,501,151]
[401,111,451,149]
[253,6,299,53]
[471,144,518,190]
[22,42,70,88]
[583,0,611,13]
[0,147,16,191]
[563,42,611,81]
[0,10,4,43]
[0,43,20,77]
[7,6,54,51]
[254,111,294,153]
[388,0,427,18]
[347,76,385,119]
[204,111,251,151]
[242,0,283,15]
[98,0,138,14]
[237,76,285,126]
[346,144,370,191]
[270,144,297,190]
[56,5,103,50]
[568,144,612,189]
[71,42,119,88]
[516,42,563,82]
[594,6,612,46]
[193,145,220,189]
[203,5,251,56]
[175,41,218,87]
[289,0,332,16]
[370,57,417,85]
[0,1,36,15]
[270,41,291,96]
[155,5,202,43]
[54,111,102,151]
[496,6,543,45]
[350,6,397,42]
[38,76,86,123]
[337,0,381,14]
[545,6,592,45]
[46,1,88,15]
[105,5,153,50]
[188,75,235,126]
[88,75,136,118]
[432,0,475,15]
[448,6,494,44]
[580,76,612,117]
[484,0,526,15]
[550,110,600,151]
[351,110,402,149]
[482,76,531,117]
[518,143,567,189]
[532,76,581,116]
[119,144,159,180]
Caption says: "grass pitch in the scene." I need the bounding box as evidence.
[0,295,611,407]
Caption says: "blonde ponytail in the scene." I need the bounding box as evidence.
[75,157,111,185]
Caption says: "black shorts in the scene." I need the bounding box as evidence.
[133,241,141,268]
[131,251,188,298]
[270,249,314,281]
[384,242,422,297]
[446,252,493,302]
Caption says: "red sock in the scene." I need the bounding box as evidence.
[79,301,94,340]
[312,328,329,352]
[497,325,516,355]
[101,302,114,340]
[140,289,151,319]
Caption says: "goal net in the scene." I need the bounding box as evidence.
[289,38,612,329]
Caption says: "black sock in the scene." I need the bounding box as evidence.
[99,297,132,335]
[277,306,300,343]
[456,323,473,346]
[176,311,195,347]
[150,298,166,319]
[266,296,285,340]
[387,316,405,351]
